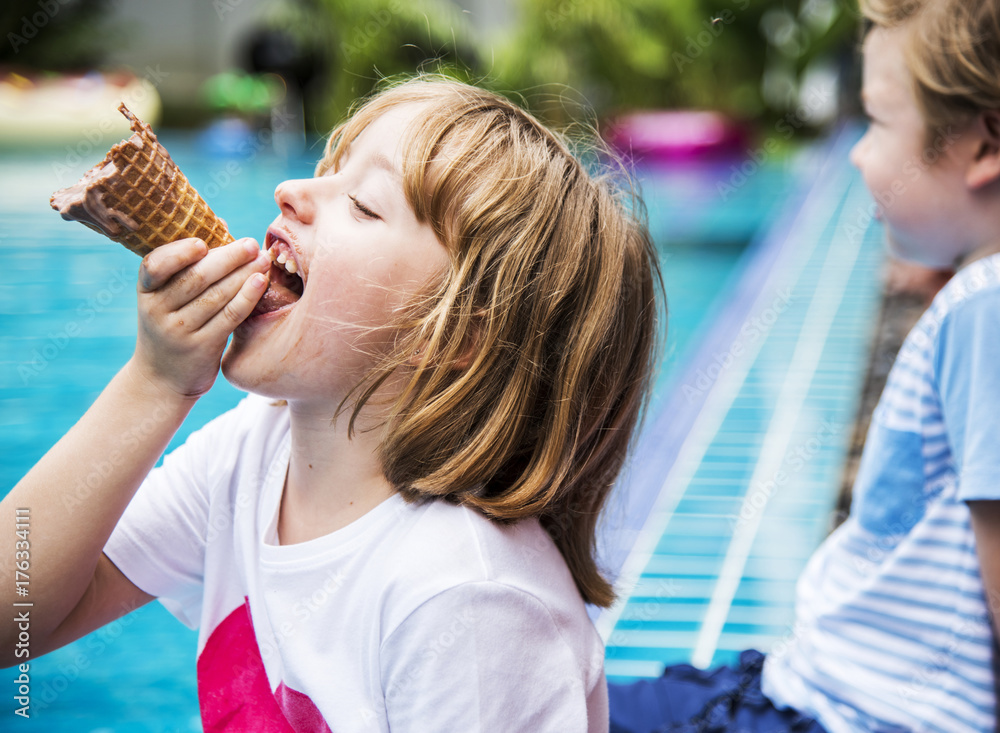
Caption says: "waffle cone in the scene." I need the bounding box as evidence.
[50,104,233,257]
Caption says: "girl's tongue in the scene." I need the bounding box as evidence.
[250,262,304,317]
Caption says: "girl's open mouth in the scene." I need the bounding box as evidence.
[250,232,305,318]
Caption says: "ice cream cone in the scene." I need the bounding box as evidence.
[50,103,233,257]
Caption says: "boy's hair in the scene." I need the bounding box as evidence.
[860,0,1000,142]
[316,76,662,608]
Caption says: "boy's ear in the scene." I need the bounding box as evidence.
[966,110,1000,190]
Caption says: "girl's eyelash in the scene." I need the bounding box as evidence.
[349,194,380,220]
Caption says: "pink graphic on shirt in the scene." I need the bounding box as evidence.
[197,598,332,733]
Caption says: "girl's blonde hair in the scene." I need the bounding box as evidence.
[860,0,1000,141]
[317,77,662,608]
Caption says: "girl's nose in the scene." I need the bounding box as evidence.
[274,179,316,225]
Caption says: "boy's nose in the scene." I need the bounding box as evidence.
[274,179,316,225]
[849,136,866,170]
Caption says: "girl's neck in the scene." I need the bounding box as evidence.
[277,400,395,545]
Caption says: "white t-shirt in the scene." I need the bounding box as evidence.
[104,394,609,732]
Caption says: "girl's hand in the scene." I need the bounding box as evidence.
[131,237,270,400]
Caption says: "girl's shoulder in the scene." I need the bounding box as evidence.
[161,392,290,507]
[187,392,287,443]
[377,498,587,625]
[195,392,289,454]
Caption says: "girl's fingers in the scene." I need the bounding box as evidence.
[217,270,271,330]
[174,256,270,332]
[138,238,208,293]
[146,238,262,307]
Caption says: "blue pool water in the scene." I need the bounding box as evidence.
[597,128,887,680]
[0,132,794,729]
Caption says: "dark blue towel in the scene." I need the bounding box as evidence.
[608,650,828,733]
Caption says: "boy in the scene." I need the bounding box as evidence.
[611,1,1000,730]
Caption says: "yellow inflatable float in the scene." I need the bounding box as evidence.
[0,70,161,148]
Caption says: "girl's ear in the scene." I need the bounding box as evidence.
[406,313,483,371]
[966,111,1000,190]
[450,314,482,372]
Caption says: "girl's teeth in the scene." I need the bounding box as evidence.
[267,238,300,275]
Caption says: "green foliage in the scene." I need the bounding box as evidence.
[279,0,482,131]
[294,0,859,133]
[496,0,859,124]
[0,0,860,136]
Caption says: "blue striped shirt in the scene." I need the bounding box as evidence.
[762,254,1000,733]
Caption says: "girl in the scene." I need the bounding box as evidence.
[1,78,661,732]
[610,0,1000,731]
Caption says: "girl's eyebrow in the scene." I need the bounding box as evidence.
[371,152,401,179]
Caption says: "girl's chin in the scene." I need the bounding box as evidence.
[221,339,278,395]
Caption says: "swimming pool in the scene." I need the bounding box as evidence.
[598,127,886,680]
[0,133,794,729]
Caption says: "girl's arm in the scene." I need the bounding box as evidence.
[0,237,268,667]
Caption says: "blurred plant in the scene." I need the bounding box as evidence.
[1,0,116,69]
[265,0,482,132]
[202,71,284,116]
[494,0,859,129]
[261,0,858,135]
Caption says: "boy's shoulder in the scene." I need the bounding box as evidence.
[934,253,1000,315]
[902,253,1000,356]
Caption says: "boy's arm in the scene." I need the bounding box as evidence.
[0,237,268,667]
[935,286,1000,644]
[968,501,1000,641]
